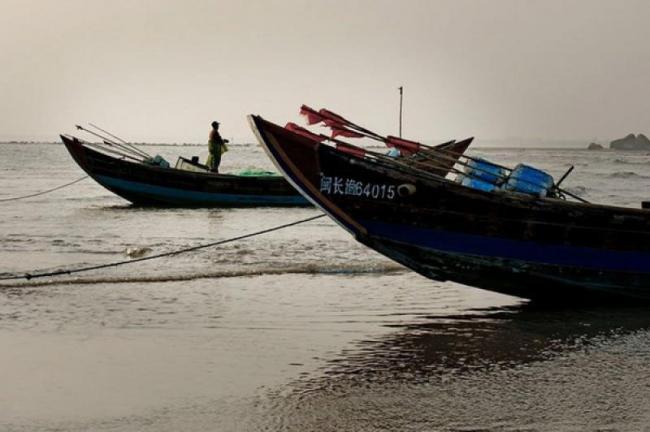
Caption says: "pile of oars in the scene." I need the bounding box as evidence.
[286,121,473,186]
[291,105,587,203]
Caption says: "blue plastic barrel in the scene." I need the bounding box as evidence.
[504,164,554,197]
[460,175,497,192]
[464,158,506,184]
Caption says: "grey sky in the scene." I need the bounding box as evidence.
[1,0,649,143]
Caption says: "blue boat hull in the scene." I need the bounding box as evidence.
[95,174,308,207]
[62,135,310,207]
[250,115,650,302]
[360,225,650,302]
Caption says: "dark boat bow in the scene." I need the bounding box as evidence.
[250,115,650,302]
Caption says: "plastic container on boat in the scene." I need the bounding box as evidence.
[464,158,506,184]
[460,175,497,192]
[147,154,170,168]
[504,164,554,197]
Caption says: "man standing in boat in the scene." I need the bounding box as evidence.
[207,121,229,173]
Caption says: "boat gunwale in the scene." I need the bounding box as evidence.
[61,135,289,182]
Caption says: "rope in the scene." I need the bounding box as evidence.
[0,214,326,282]
[0,176,88,202]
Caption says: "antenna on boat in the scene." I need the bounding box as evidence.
[398,86,403,138]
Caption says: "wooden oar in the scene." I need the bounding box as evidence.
[75,138,145,163]
[288,122,463,180]
[313,132,472,183]
[88,123,152,159]
[308,106,518,175]
[76,125,147,161]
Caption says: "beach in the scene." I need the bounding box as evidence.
[2,142,650,430]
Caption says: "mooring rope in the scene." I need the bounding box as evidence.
[0,175,88,202]
[0,214,326,282]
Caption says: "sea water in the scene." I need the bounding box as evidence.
[1,142,650,431]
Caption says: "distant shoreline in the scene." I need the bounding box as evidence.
[0,141,626,150]
[0,141,209,147]
[3,141,648,151]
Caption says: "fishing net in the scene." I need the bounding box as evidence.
[236,168,279,177]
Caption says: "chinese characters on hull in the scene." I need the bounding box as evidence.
[320,175,396,200]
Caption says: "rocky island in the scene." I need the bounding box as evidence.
[609,133,650,150]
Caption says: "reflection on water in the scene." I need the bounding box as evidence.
[260,305,650,431]
[303,304,650,383]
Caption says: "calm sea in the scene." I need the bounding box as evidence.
[1,142,650,431]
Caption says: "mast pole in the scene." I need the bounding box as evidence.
[398,86,403,138]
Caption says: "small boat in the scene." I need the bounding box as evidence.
[250,115,650,302]
[61,134,309,207]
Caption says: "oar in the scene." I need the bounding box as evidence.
[300,109,512,184]
[311,131,466,183]
[88,123,152,159]
[75,125,146,161]
[76,125,138,157]
[301,105,384,140]
[334,143,451,182]
[303,105,468,163]
[76,138,145,163]
[308,106,516,173]
[287,122,459,178]
[322,121,511,186]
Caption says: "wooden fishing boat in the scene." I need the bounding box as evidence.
[61,134,309,207]
[61,126,471,208]
[249,115,650,302]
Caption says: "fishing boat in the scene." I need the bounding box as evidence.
[61,118,472,207]
[61,134,309,207]
[249,114,650,302]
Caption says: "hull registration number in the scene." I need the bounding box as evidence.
[320,175,396,200]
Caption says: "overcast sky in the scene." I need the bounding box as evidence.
[1,0,650,144]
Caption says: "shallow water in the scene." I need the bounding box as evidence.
[1,142,650,431]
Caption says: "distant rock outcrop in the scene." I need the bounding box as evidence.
[638,133,650,147]
[587,142,604,150]
[610,133,650,150]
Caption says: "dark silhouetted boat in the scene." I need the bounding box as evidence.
[61,134,309,207]
[249,115,650,302]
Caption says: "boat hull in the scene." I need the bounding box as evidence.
[61,135,309,207]
[250,115,650,302]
